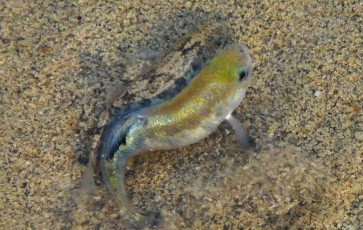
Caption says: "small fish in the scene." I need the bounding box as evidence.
[96,24,254,227]
[98,46,254,225]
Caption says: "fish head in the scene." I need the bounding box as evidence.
[205,42,252,107]
[217,43,252,87]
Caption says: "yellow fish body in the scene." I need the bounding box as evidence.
[96,25,253,227]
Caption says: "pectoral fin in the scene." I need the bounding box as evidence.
[225,114,255,148]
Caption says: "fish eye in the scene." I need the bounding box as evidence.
[239,69,247,81]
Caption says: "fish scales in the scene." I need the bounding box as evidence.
[95,23,254,228]
[97,23,233,164]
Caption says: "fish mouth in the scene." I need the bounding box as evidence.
[245,64,252,81]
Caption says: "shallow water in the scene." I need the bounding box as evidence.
[1,1,362,229]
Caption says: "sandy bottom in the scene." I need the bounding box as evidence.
[1,1,362,229]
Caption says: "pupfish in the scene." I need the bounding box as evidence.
[96,24,253,227]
